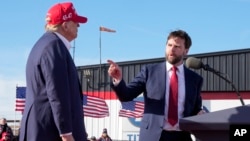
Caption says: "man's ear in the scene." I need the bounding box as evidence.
[61,22,68,31]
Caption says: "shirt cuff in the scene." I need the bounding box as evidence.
[60,132,72,137]
[113,78,121,86]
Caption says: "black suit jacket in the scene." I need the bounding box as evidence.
[111,62,203,141]
[19,32,87,141]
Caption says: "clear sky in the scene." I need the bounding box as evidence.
[0,0,250,119]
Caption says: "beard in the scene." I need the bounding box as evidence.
[166,54,183,65]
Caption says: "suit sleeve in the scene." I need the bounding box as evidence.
[41,41,72,134]
[111,65,147,101]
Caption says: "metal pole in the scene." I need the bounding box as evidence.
[14,85,17,136]
[99,29,102,89]
[14,110,16,136]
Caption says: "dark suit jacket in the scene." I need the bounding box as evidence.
[19,32,87,141]
[111,62,203,141]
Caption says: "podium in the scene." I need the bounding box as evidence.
[179,104,250,141]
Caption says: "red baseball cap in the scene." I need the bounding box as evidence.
[46,2,87,25]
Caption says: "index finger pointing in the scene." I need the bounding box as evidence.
[107,59,116,65]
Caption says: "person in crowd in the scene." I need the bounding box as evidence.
[90,136,97,141]
[0,132,11,141]
[19,2,88,141]
[0,118,13,140]
[11,124,20,141]
[86,132,91,141]
[97,128,112,141]
[107,29,206,141]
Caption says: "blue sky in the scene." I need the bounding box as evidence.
[0,0,250,119]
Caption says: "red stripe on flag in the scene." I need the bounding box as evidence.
[15,99,25,112]
[119,101,144,118]
[83,95,109,118]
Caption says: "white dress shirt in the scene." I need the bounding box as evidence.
[54,32,72,50]
[163,61,186,131]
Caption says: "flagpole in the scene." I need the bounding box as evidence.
[98,26,116,90]
[99,28,102,90]
[14,85,17,136]
[14,111,16,135]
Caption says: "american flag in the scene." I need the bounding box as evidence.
[15,87,26,112]
[83,95,109,118]
[119,101,144,118]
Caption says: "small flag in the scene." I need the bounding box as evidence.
[119,101,144,118]
[83,95,109,118]
[99,26,116,32]
[15,87,26,112]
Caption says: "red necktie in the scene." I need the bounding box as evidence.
[168,66,178,126]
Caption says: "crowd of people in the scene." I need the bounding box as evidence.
[0,118,17,141]
[0,118,112,141]
[87,128,112,141]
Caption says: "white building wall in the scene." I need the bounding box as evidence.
[203,99,250,112]
[84,100,124,140]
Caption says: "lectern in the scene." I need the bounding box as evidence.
[179,104,250,141]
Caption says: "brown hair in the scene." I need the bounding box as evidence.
[167,30,192,49]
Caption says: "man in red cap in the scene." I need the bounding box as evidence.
[19,2,88,141]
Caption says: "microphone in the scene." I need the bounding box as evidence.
[185,57,245,106]
[185,57,219,73]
